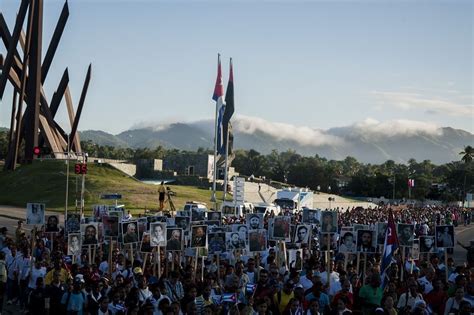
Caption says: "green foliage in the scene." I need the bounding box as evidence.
[0,160,224,213]
[0,129,472,202]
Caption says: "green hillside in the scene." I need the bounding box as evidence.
[0,160,224,213]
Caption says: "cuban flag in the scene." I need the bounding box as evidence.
[246,283,257,294]
[222,293,237,303]
[408,179,415,188]
[212,55,226,156]
[380,210,399,288]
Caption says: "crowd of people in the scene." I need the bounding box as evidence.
[0,204,471,315]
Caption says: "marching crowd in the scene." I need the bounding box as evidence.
[0,204,472,315]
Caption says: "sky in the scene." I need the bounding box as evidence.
[0,0,472,135]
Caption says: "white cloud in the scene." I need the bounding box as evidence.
[371,90,473,116]
[351,118,443,138]
[233,115,345,147]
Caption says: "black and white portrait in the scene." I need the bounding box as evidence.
[397,224,415,247]
[302,209,321,224]
[191,225,207,248]
[246,213,264,230]
[339,230,356,253]
[232,224,248,235]
[166,228,183,251]
[122,221,139,244]
[191,208,206,222]
[81,223,98,245]
[419,236,436,253]
[150,222,166,247]
[175,216,190,231]
[356,229,377,253]
[102,215,119,238]
[288,249,303,271]
[208,232,226,254]
[26,203,45,225]
[435,225,454,248]
[270,217,291,241]
[207,211,222,221]
[66,214,80,233]
[321,211,337,233]
[226,232,246,250]
[45,215,60,233]
[319,233,337,251]
[294,225,311,244]
[140,232,153,253]
[248,229,267,252]
[68,233,82,256]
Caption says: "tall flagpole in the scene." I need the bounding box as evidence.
[223,126,230,201]
[211,54,221,206]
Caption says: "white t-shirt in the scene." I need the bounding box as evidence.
[28,266,47,289]
[299,275,313,291]
[99,261,109,275]
[417,277,433,295]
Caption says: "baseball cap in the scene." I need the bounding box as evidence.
[74,274,85,283]
[133,267,143,275]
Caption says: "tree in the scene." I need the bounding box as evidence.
[460,145,474,164]
[460,145,474,204]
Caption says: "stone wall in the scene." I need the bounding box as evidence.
[108,162,137,177]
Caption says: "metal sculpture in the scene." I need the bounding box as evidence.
[0,0,91,170]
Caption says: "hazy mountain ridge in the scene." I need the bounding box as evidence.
[79,120,473,164]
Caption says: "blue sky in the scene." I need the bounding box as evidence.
[0,0,472,135]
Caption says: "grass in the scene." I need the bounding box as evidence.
[0,160,229,214]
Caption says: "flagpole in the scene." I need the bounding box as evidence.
[223,127,230,202]
[211,54,221,206]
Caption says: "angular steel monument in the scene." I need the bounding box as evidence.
[0,0,91,170]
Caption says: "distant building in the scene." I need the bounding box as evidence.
[163,153,214,179]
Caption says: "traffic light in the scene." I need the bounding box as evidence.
[33,146,41,157]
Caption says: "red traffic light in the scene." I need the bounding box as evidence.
[33,147,41,156]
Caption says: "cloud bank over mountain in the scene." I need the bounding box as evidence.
[81,115,473,164]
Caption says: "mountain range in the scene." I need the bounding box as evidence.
[79,116,473,164]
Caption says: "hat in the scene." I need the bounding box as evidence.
[133,267,143,275]
[74,274,85,283]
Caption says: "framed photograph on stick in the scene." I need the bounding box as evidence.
[122,221,139,244]
[294,225,311,244]
[248,229,267,252]
[166,228,183,251]
[321,211,337,233]
[246,213,264,230]
[397,224,415,247]
[26,203,45,225]
[356,229,377,253]
[140,232,153,253]
[68,233,82,256]
[339,230,357,253]
[150,223,166,247]
[66,214,81,234]
[102,215,119,238]
[81,223,99,245]
[191,225,207,248]
[226,232,246,250]
[302,209,321,224]
[270,216,291,241]
[419,236,436,253]
[288,249,303,271]
[376,222,388,245]
[208,232,226,254]
[45,215,60,233]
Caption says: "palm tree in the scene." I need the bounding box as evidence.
[460,145,474,164]
[459,145,473,205]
